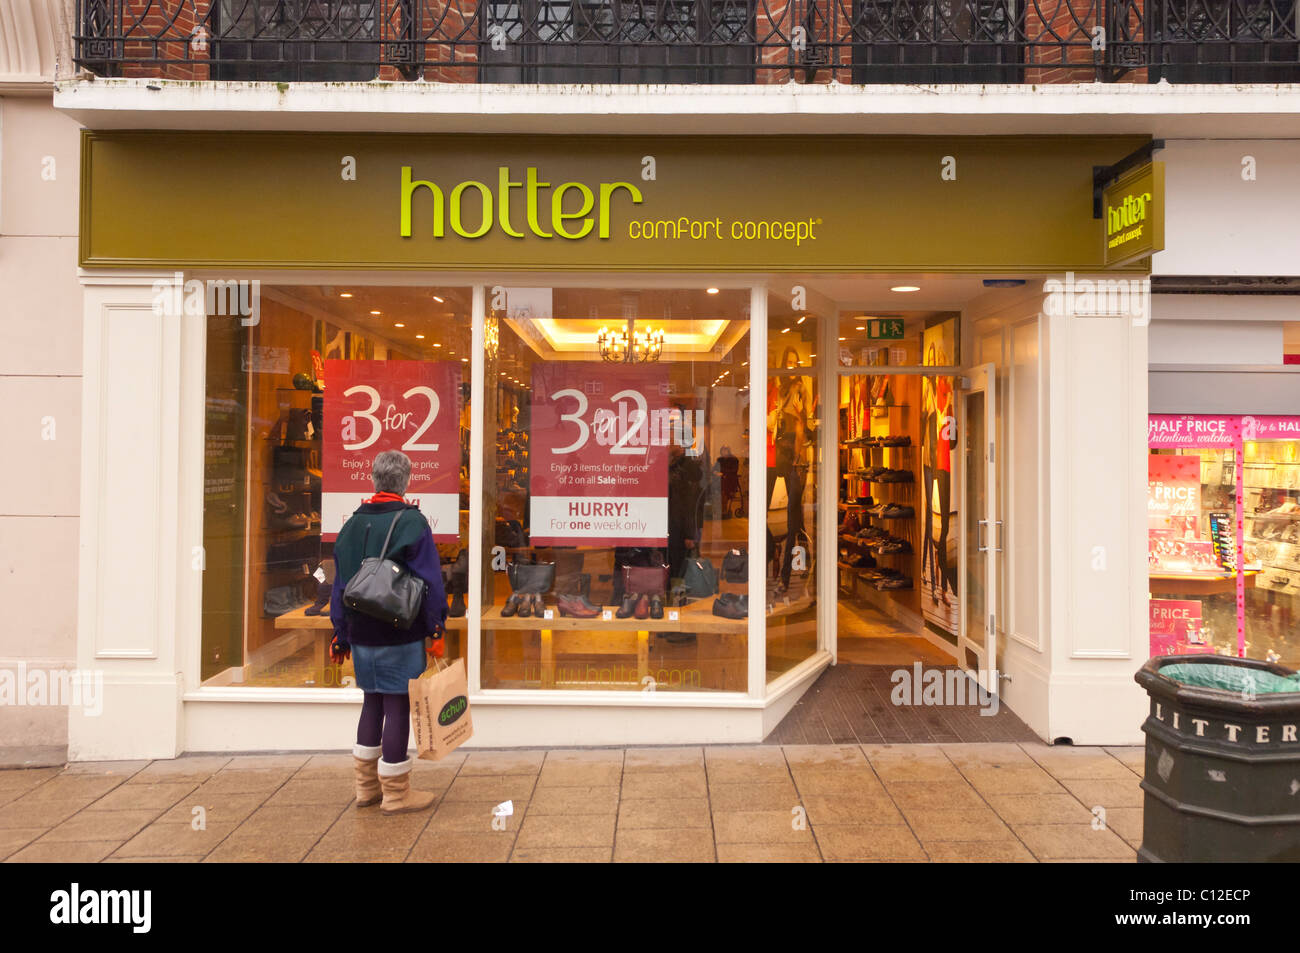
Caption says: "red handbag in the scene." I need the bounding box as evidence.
[623,564,669,597]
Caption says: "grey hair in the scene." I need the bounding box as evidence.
[372,450,412,495]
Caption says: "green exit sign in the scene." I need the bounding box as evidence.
[865,319,904,340]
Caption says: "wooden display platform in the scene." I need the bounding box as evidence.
[481,599,746,633]
[1150,571,1259,597]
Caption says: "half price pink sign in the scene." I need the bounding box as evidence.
[529,363,670,546]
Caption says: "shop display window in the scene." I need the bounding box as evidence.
[479,287,751,692]
[766,300,819,679]
[1148,414,1300,667]
[201,287,472,687]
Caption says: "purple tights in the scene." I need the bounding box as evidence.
[357,692,411,764]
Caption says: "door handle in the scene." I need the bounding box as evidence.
[995,519,1004,554]
[977,519,989,553]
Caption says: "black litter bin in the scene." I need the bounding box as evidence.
[1135,654,1300,862]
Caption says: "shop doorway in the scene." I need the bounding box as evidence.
[836,364,959,668]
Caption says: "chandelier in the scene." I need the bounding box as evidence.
[597,318,664,364]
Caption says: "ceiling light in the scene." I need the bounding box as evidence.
[838,337,846,341]
[891,286,920,293]
[781,328,790,334]
[415,334,425,339]
[706,287,719,295]
[797,316,806,325]
[432,295,445,303]
[432,343,442,348]
[339,292,353,298]
[856,326,866,331]
[394,323,405,328]
[461,358,468,363]
[741,361,748,367]
[371,310,382,315]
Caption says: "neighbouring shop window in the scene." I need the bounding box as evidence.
[480,286,750,692]
[766,298,819,680]
[1241,424,1300,667]
[201,286,472,687]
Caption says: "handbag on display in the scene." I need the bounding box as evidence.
[508,561,556,594]
[722,549,748,584]
[623,564,669,598]
[342,510,428,630]
[682,557,719,598]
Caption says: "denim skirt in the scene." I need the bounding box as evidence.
[351,640,426,694]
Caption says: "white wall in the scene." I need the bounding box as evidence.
[1154,139,1300,278]
[0,94,84,761]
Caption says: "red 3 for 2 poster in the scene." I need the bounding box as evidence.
[322,360,461,542]
[529,363,670,546]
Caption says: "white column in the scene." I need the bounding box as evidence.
[467,285,486,694]
[1045,277,1150,744]
[70,272,188,760]
[747,287,768,699]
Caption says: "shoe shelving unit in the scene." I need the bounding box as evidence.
[837,374,925,629]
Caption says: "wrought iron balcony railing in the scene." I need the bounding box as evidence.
[74,0,1300,83]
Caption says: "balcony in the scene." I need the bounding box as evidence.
[74,0,1300,84]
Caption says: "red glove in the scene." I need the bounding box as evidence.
[329,637,350,664]
[427,635,445,658]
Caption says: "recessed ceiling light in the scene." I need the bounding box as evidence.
[891,286,920,293]
[371,310,382,315]
[856,326,866,331]
[741,361,749,367]
[706,287,719,295]
[461,358,468,363]
[838,337,846,341]
[432,343,442,348]
[415,334,425,339]
[432,295,445,303]
[339,292,353,298]
[394,323,405,328]
[797,316,806,325]
[781,328,790,334]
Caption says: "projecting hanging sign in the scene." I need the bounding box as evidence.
[1102,161,1165,269]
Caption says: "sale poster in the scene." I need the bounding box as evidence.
[322,360,461,542]
[1149,598,1204,655]
[1147,454,1200,537]
[529,363,670,546]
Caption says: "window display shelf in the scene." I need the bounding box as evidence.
[1150,571,1259,596]
[274,605,468,631]
[481,601,746,633]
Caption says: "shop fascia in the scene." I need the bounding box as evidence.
[399,166,643,240]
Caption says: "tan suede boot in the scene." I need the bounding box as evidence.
[353,744,382,808]
[377,758,437,815]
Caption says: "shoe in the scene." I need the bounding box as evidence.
[876,539,913,555]
[879,435,912,447]
[634,593,650,620]
[649,594,664,619]
[530,593,546,617]
[712,592,748,620]
[501,592,525,618]
[303,581,331,616]
[839,511,861,534]
[557,593,600,618]
[448,591,466,618]
[615,593,638,619]
[878,503,915,519]
[876,469,915,483]
[353,744,382,808]
[377,758,437,815]
[875,576,914,590]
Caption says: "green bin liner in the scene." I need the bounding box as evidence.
[1159,662,1300,695]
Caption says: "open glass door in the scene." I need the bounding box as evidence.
[958,364,998,693]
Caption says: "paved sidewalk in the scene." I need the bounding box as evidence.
[0,743,1144,862]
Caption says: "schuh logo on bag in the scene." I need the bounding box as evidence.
[438,695,468,727]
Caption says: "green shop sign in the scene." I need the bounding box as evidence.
[1102,161,1165,268]
[80,132,1155,273]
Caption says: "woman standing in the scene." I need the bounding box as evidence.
[330,450,447,815]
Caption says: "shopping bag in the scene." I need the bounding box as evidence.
[409,657,473,761]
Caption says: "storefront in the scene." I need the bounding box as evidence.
[69,131,1160,758]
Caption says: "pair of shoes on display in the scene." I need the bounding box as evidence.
[615,593,664,620]
[556,593,603,618]
[874,575,914,590]
[501,592,546,618]
[874,468,915,484]
[873,538,913,555]
[447,591,466,618]
[877,434,912,447]
[869,502,915,519]
[712,592,748,619]
[855,466,887,481]
[839,512,861,535]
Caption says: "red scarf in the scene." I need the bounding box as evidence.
[366,492,406,504]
